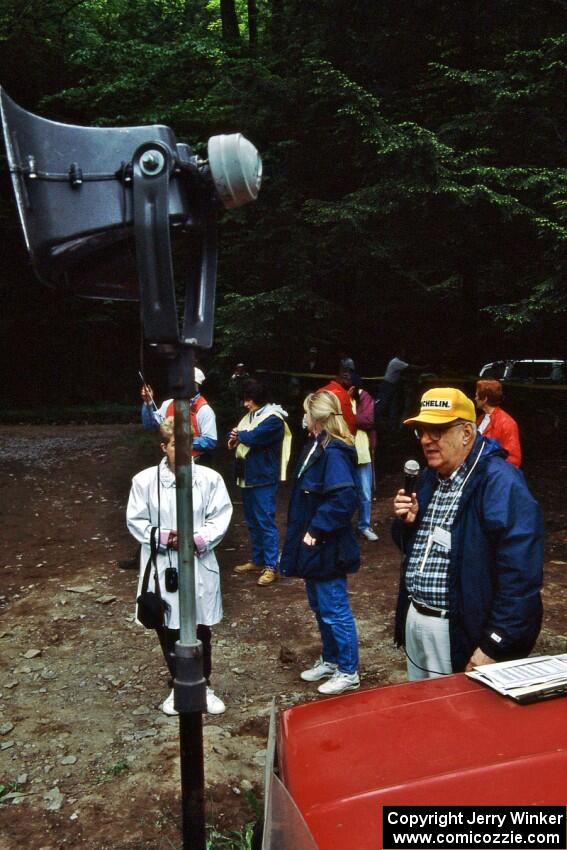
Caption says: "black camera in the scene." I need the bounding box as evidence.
[165,567,179,593]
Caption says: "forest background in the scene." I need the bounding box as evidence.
[1,0,567,407]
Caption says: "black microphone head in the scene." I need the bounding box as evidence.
[404,459,420,477]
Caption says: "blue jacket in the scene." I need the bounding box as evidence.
[280,435,360,580]
[393,436,543,671]
[236,412,285,487]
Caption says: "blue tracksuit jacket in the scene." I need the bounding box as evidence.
[235,412,284,487]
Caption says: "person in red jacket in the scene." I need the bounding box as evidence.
[317,359,357,435]
[475,379,522,467]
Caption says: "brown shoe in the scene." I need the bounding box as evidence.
[233,561,261,575]
[257,568,278,586]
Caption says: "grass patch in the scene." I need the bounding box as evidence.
[207,822,257,850]
[95,759,130,784]
[206,791,261,849]
[0,780,18,802]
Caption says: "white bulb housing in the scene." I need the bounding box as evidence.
[207,133,262,209]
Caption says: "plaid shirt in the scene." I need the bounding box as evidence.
[404,461,469,610]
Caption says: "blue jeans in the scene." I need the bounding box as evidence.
[241,484,279,568]
[305,577,359,674]
[355,462,373,531]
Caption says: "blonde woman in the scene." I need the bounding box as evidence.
[127,418,232,715]
[280,391,361,695]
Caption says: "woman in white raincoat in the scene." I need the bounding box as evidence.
[127,417,233,715]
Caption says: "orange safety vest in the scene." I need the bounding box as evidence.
[165,395,208,457]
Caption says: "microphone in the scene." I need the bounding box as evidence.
[403,459,420,495]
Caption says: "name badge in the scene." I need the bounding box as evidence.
[432,526,451,551]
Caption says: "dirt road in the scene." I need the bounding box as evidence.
[0,425,565,849]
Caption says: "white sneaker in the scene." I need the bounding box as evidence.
[300,657,339,682]
[162,687,226,715]
[206,687,226,715]
[361,528,379,541]
[161,689,178,716]
[317,670,360,695]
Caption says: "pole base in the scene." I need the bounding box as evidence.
[174,640,207,714]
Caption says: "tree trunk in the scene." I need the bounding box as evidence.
[220,0,240,42]
[267,0,284,49]
[247,0,258,51]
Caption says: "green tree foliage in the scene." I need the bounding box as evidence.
[1,0,566,404]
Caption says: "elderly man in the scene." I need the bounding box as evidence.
[392,387,543,681]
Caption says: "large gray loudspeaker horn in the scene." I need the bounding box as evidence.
[0,89,262,347]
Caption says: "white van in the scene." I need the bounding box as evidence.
[479,359,566,384]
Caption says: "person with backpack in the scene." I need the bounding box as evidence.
[140,367,217,465]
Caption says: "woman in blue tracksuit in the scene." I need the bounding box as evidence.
[228,379,289,586]
[280,390,361,696]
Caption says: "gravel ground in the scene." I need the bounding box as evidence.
[0,424,565,850]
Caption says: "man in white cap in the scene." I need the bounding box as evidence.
[140,367,217,464]
[392,387,543,681]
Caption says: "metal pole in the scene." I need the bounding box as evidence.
[171,349,207,850]
[174,394,197,645]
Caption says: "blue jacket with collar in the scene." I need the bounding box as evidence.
[392,435,543,672]
[235,411,284,487]
[280,435,360,580]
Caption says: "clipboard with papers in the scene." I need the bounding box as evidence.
[466,653,567,703]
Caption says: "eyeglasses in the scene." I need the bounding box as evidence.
[414,422,464,441]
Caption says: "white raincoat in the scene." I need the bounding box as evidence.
[126,458,233,629]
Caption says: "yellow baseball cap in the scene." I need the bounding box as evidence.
[404,387,476,426]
